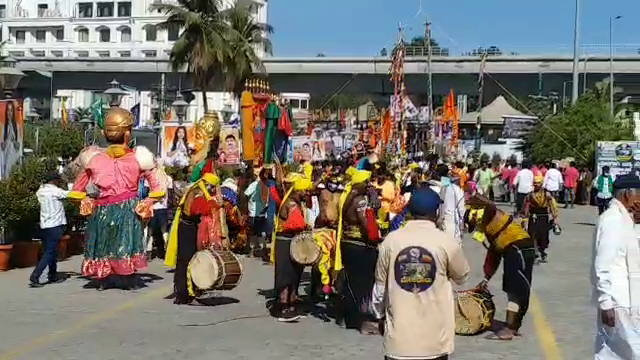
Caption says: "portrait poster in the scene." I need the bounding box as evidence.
[0,100,24,180]
[291,136,313,163]
[163,124,196,168]
[218,125,241,165]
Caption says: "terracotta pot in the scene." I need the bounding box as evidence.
[11,241,42,268]
[0,244,13,271]
[57,235,71,260]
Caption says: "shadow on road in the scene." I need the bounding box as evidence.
[80,273,164,291]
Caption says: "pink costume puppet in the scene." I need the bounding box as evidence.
[70,108,166,281]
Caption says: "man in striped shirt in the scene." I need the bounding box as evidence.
[29,173,70,288]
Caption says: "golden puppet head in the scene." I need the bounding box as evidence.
[191,111,221,166]
[103,107,134,145]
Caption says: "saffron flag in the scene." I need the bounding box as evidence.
[61,97,69,126]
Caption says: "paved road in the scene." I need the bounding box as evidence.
[0,205,598,360]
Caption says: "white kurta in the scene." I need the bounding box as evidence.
[592,198,640,359]
[439,183,466,244]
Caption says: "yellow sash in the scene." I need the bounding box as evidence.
[334,182,353,271]
[164,180,212,268]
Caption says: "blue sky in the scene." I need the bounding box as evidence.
[269,0,639,57]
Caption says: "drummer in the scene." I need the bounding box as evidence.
[470,195,536,340]
[270,175,313,322]
[165,173,221,305]
[334,169,381,334]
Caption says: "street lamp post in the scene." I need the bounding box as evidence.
[570,0,581,105]
[610,15,622,120]
[103,79,128,108]
[582,56,590,94]
[171,92,188,124]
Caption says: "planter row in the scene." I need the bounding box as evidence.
[0,231,85,271]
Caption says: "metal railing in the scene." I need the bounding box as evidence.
[403,44,640,57]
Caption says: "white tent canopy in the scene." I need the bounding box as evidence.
[461,95,537,125]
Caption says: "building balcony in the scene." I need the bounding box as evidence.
[2,42,173,60]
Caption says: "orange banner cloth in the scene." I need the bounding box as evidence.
[241,91,256,161]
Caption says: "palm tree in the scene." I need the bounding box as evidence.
[223,4,273,96]
[153,0,232,113]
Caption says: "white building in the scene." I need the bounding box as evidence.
[0,0,269,60]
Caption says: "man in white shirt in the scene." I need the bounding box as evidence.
[373,188,470,360]
[436,165,466,244]
[30,173,70,288]
[543,162,563,199]
[591,173,640,359]
[513,161,534,214]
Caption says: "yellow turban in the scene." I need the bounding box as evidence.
[346,167,356,177]
[202,173,220,186]
[351,170,371,185]
[409,163,420,170]
[534,175,543,184]
[284,172,303,183]
[293,177,313,191]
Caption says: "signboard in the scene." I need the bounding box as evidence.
[595,141,640,178]
[218,125,241,165]
[0,100,24,180]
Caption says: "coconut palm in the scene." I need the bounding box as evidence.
[223,4,273,96]
[152,0,232,113]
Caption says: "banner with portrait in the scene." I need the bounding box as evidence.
[0,100,24,180]
[291,136,313,163]
[163,124,196,168]
[218,125,241,165]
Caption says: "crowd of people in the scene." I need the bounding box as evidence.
[24,106,640,359]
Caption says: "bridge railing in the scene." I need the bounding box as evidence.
[403,44,640,57]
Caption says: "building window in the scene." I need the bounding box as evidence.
[99,28,111,42]
[144,50,157,58]
[98,51,110,58]
[117,2,131,17]
[32,50,45,57]
[35,30,46,43]
[0,5,6,18]
[249,3,261,16]
[97,2,114,17]
[55,29,64,41]
[15,30,26,44]
[120,27,131,42]
[76,51,89,58]
[37,4,48,17]
[168,23,180,41]
[145,25,157,41]
[77,28,89,42]
[119,51,131,58]
[51,50,63,57]
[78,2,93,18]
[9,51,25,58]
[300,99,309,110]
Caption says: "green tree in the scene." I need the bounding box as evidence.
[23,123,84,159]
[521,85,633,167]
[73,107,92,122]
[153,0,232,113]
[223,4,273,96]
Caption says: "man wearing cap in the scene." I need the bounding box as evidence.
[372,187,470,360]
[334,169,381,334]
[30,173,71,288]
[592,172,640,359]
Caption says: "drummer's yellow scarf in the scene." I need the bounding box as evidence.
[164,174,219,268]
[335,170,371,271]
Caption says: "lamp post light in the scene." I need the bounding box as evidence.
[610,15,622,120]
[103,79,128,108]
[171,92,188,124]
[0,56,25,99]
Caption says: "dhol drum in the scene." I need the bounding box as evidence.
[189,249,243,291]
[454,289,496,335]
[290,231,321,265]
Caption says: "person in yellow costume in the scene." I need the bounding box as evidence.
[466,194,535,341]
[334,170,381,334]
[165,173,221,304]
[270,175,313,322]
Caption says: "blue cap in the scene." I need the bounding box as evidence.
[408,187,441,216]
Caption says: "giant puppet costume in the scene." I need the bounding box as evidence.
[70,107,167,280]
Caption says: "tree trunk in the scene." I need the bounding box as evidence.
[201,89,209,113]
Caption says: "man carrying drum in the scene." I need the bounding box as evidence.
[334,170,381,334]
[270,175,313,322]
[468,194,536,340]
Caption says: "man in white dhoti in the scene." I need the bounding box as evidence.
[592,172,640,359]
[437,164,466,244]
